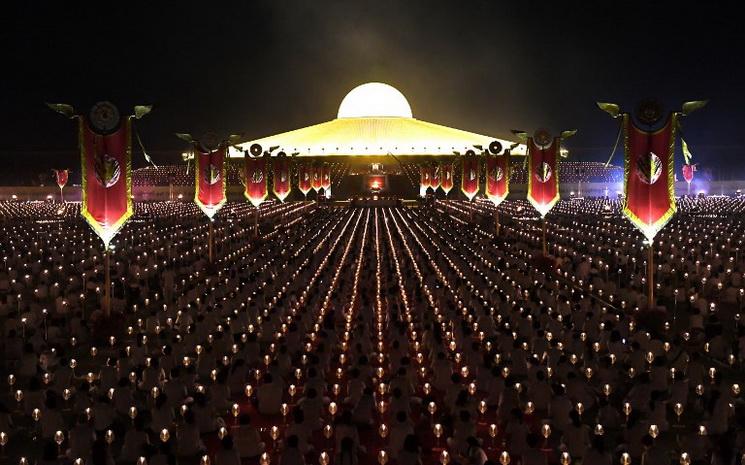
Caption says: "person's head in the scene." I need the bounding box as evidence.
[91,438,109,465]
[42,440,57,460]
[403,434,419,453]
[340,437,354,452]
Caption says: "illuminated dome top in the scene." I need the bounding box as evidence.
[337,82,413,119]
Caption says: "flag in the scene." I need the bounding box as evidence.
[461,155,480,201]
[298,162,312,196]
[431,163,441,191]
[80,117,133,247]
[622,113,677,241]
[440,162,454,195]
[485,154,509,206]
[682,163,695,183]
[312,164,323,192]
[321,164,331,191]
[419,164,432,197]
[272,156,292,202]
[245,156,268,208]
[53,169,69,189]
[527,137,560,217]
[194,145,227,219]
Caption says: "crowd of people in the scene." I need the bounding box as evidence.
[507,162,623,185]
[1,195,745,465]
[401,162,623,189]
[131,162,350,188]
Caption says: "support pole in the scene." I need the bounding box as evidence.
[208,221,214,264]
[542,218,547,256]
[59,186,64,203]
[254,208,259,238]
[494,209,500,235]
[648,242,655,309]
[104,249,111,318]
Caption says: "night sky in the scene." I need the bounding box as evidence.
[2,1,744,184]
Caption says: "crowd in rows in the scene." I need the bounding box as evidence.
[1,196,745,464]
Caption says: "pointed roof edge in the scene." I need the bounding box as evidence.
[229,117,527,158]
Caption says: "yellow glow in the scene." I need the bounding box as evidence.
[337,82,413,118]
[234,117,525,157]
[233,81,526,157]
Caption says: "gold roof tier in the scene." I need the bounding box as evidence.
[231,82,525,160]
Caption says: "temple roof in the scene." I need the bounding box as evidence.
[232,116,525,159]
[231,82,524,159]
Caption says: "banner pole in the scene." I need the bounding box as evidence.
[254,208,259,238]
[495,209,500,235]
[648,242,655,309]
[104,248,111,318]
[60,186,64,203]
[542,218,547,256]
[208,221,214,264]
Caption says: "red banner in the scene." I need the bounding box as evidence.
[431,163,441,191]
[440,162,454,195]
[298,163,312,196]
[245,157,268,208]
[485,154,509,206]
[194,146,227,219]
[53,169,69,189]
[80,118,133,247]
[682,163,695,183]
[527,137,560,217]
[623,113,677,241]
[312,164,323,192]
[321,164,331,191]
[420,164,432,196]
[272,157,291,202]
[461,156,479,201]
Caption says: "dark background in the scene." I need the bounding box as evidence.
[2,0,744,184]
